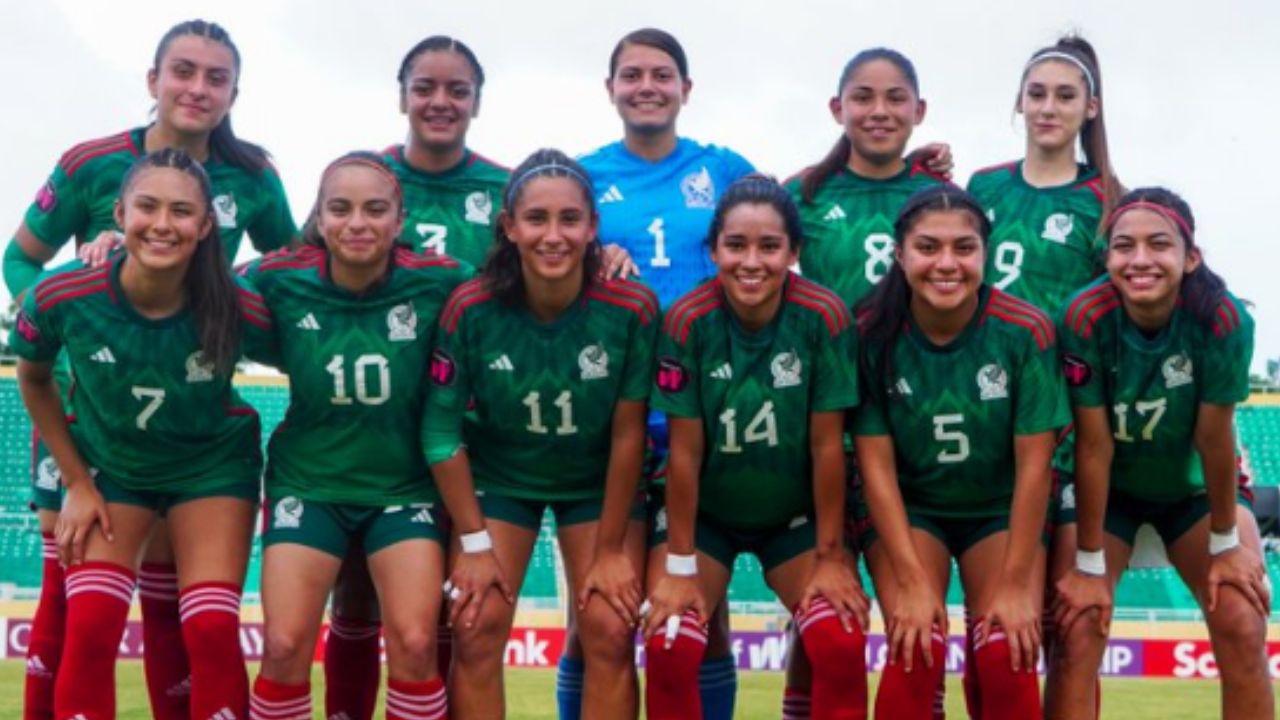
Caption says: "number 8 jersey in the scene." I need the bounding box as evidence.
[240,245,471,505]
[653,274,859,530]
[852,286,1069,518]
[1059,277,1254,502]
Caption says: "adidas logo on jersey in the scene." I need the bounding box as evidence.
[598,185,625,204]
[823,204,847,221]
[894,377,913,396]
[90,346,116,363]
[296,313,321,330]
[709,363,733,380]
[26,655,52,679]
[210,707,238,720]
[489,354,514,371]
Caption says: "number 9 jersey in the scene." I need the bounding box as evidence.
[1059,277,1254,502]
[853,286,1069,517]
[240,245,472,505]
[653,274,859,530]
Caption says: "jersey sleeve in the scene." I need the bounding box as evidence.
[1014,328,1071,435]
[233,269,280,367]
[720,147,756,183]
[1199,299,1254,405]
[850,381,890,436]
[9,279,62,362]
[23,163,88,251]
[651,318,701,418]
[621,306,659,403]
[245,166,298,254]
[812,321,859,413]
[421,296,474,465]
[1057,311,1106,408]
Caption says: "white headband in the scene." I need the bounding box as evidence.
[1026,51,1096,96]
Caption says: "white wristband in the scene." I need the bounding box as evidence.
[665,553,697,577]
[1208,527,1240,556]
[459,529,493,553]
[1075,549,1106,576]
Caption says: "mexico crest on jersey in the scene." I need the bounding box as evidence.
[465,191,493,225]
[977,363,1009,400]
[681,167,715,208]
[1041,213,1073,244]
[771,351,802,388]
[1163,353,1193,389]
[185,351,215,383]
[274,497,303,529]
[388,303,418,341]
[36,456,60,491]
[213,194,238,229]
[579,343,609,380]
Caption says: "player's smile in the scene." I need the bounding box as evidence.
[832,57,925,172]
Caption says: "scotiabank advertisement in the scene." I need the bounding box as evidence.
[3,620,1277,679]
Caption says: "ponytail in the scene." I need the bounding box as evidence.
[800,136,852,203]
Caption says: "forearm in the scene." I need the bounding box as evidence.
[596,403,646,553]
[1004,434,1054,582]
[810,424,846,558]
[17,363,89,487]
[664,419,703,556]
[1074,411,1114,552]
[430,451,486,535]
[1195,405,1238,533]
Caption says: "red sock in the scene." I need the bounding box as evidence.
[324,614,382,720]
[53,561,135,720]
[962,611,980,720]
[180,582,248,720]
[23,534,64,720]
[873,624,945,720]
[796,598,867,720]
[782,688,812,720]
[972,618,1041,720]
[436,623,452,682]
[250,675,311,720]
[386,677,448,720]
[645,610,707,720]
[139,563,190,720]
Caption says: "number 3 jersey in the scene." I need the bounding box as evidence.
[1059,278,1254,502]
[853,286,1069,518]
[422,277,659,500]
[9,255,265,491]
[653,274,859,530]
[787,164,946,310]
[240,245,472,505]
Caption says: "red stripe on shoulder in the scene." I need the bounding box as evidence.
[440,279,491,333]
[970,160,1019,178]
[1076,176,1105,204]
[36,278,110,312]
[588,279,659,325]
[236,285,269,318]
[908,163,951,184]
[787,276,851,336]
[1065,282,1120,339]
[59,131,137,177]
[394,246,459,269]
[258,246,325,273]
[34,267,109,307]
[1213,298,1242,338]
[986,290,1054,350]
[663,281,721,343]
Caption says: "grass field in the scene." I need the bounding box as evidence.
[2,659,1259,719]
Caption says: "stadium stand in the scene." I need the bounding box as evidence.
[1,375,1278,621]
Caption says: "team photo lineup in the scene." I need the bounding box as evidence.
[4,13,1276,720]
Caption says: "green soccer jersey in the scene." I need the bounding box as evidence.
[9,255,263,492]
[24,127,297,259]
[241,245,471,506]
[423,277,659,501]
[853,286,1070,518]
[967,161,1105,313]
[653,274,859,530]
[1059,278,1253,502]
[384,146,509,268]
[787,164,946,310]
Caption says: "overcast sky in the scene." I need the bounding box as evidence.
[3,0,1277,370]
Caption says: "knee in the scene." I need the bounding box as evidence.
[263,625,312,668]
[1206,593,1268,665]
[577,603,635,665]
[1054,610,1107,670]
[452,605,513,666]
[384,623,436,666]
[796,600,866,673]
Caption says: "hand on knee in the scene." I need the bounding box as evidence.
[580,602,638,667]
[795,598,868,719]
[973,617,1041,720]
[645,610,706,719]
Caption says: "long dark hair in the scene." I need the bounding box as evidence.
[302,151,405,248]
[119,148,239,374]
[855,184,990,400]
[397,36,486,103]
[484,149,600,306]
[1019,35,1122,216]
[800,48,920,203]
[152,20,269,174]
[1102,187,1229,329]
[705,174,804,253]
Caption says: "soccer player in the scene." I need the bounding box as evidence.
[243,152,491,720]
[5,20,295,720]
[574,31,758,716]
[644,175,869,720]
[966,35,1123,718]
[423,149,657,719]
[11,148,266,720]
[386,36,509,267]
[1051,189,1273,720]
[854,185,1068,720]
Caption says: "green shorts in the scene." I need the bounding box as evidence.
[263,496,443,558]
[30,433,61,512]
[651,507,816,573]
[1104,487,1254,548]
[95,470,258,517]
[861,510,1012,559]
[479,489,644,532]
